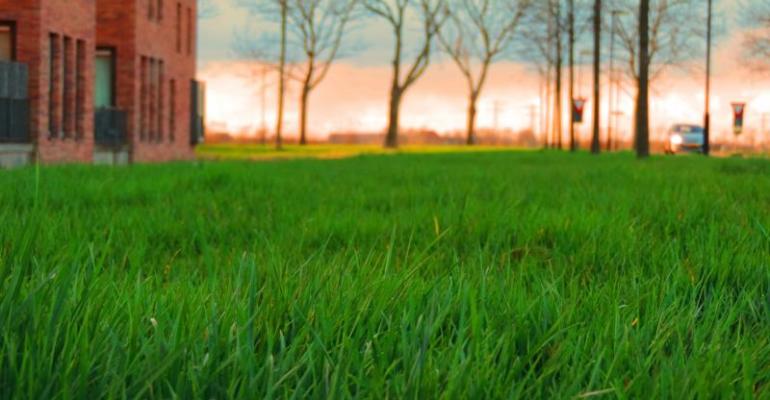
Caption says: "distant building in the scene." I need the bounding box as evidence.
[0,0,205,166]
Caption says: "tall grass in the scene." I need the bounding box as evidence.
[1,151,769,398]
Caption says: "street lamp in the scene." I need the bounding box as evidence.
[703,0,713,156]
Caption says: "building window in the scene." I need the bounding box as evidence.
[0,22,15,61]
[157,0,163,21]
[158,60,164,141]
[49,33,60,138]
[169,79,176,142]
[139,56,167,143]
[95,48,115,108]
[148,0,154,20]
[186,7,192,56]
[76,40,85,138]
[140,56,147,141]
[149,59,156,141]
[62,36,73,137]
[176,3,182,53]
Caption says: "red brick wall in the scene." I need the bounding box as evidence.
[38,0,95,163]
[0,0,96,163]
[98,0,197,163]
[0,1,42,153]
[0,0,197,164]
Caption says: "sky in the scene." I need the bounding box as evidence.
[196,0,770,144]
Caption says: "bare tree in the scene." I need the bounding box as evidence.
[521,1,567,149]
[590,0,601,154]
[610,0,702,83]
[363,0,448,148]
[288,0,358,145]
[234,0,293,149]
[565,0,593,151]
[609,0,701,156]
[743,2,770,73]
[551,0,563,150]
[567,0,577,152]
[635,0,650,158]
[436,0,530,145]
[520,3,557,148]
[438,0,530,145]
[277,0,288,149]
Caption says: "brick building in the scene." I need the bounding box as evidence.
[0,0,204,166]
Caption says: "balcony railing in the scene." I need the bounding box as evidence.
[94,107,127,147]
[0,61,30,143]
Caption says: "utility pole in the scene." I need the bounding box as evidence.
[591,0,602,154]
[703,0,713,156]
[568,0,577,152]
[275,0,287,150]
[553,0,563,150]
[636,0,650,158]
[607,10,621,151]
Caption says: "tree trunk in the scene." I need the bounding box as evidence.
[545,65,552,148]
[275,0,287,150]
[635,0,650,158]
[299,58,314,146]
[385,84,401,148]
[466,93,478,145]
[553,0,563,150]
[568,0,576,152]
[299,85,310,145]
[591,0,602,154]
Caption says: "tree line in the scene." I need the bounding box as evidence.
[223,0,769,158]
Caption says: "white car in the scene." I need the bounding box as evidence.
[665,124,705,154]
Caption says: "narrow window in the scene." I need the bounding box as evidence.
[151,59,159,141]
[0,22,15,61]
[75,40,85,138]
[176,3,182,53]
[157,0,163,21]
[95,48,115,108]
[158,60,164,141]
[149,58,155,141]
[186,7,192,55]
[148,0,154,20]
[49,34,60,138]
[169,79,176,141]
[140,56,147,141]
[62,36,72,137]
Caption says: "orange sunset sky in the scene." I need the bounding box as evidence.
[197,1,770,145]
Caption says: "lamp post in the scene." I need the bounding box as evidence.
[703,0,713,156]
[590,0,602,154]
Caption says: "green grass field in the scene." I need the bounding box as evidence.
[196,143,516,161]
[2,150,770,398]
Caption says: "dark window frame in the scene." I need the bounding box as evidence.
[140,56,147,141]
[75,39,86,139]
[186,7,192,56]
[169,79,176,142]
[0,21,17,61]
[62,36,72,138]
[158,60,164,141]
[48,33,60,139]
[176,3,182,53]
